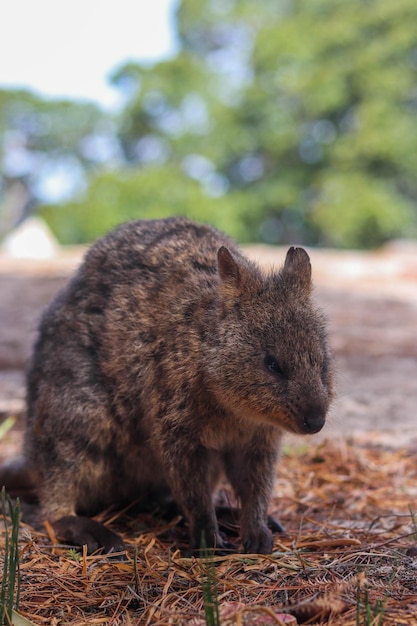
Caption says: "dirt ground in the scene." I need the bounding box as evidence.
[0,240,416,455]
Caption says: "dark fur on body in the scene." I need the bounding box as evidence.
[2,218,334,554]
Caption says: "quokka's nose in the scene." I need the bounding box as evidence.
[302,406,326,434]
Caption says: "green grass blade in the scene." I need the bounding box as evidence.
[1,487,21,624]
[1,487,10,624]
[199,534,220,626]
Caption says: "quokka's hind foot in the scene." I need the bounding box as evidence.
[52,515,126,558]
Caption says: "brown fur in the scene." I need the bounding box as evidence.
[0,218,334,554]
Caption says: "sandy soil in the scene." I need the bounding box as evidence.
[0,241,416,454]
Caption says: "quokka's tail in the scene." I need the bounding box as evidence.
[0,456,38,503]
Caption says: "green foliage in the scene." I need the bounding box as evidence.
[312,171,413,247]
[65,549,82,562]
[0,88,115,235]
[355,565,398,626]
[0,488,21,625]
[5,0,417,246]
[0,88,108,156]
[39,166,250,244]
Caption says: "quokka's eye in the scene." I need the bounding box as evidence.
[264,354,285,378]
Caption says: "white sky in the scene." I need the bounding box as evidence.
[0,0,178,109]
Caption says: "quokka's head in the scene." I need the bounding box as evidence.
[205,246,334,436]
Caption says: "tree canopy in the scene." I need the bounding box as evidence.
[2,0,417,247]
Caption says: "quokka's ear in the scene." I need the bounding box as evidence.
[217,246,242,295]
[283,246,312,294]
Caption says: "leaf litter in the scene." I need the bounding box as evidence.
[1,437,416,625]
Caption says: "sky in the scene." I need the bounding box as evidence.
[0,0,178,110]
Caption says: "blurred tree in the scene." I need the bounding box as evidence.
[100,0,417,246]
[8,0,417,247]
[40,165,248,243]
[0,89,120,236]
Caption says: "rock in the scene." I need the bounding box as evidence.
[2,217,59,259]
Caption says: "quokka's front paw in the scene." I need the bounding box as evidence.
[186,529,237,557]
[242,523,273,554]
